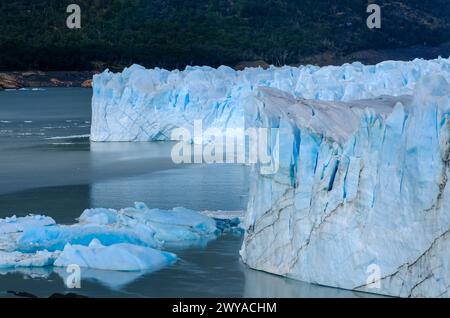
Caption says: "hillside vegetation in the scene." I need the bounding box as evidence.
[0,0,449,71]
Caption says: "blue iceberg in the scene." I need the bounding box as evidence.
[0,203,235,273]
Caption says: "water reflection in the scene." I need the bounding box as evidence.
[243,267,382,298]
[53,267,152,290]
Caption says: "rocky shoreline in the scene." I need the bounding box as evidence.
[0,71,95,90]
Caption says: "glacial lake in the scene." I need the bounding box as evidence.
[0,88,375,297]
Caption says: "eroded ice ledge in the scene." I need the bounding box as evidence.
[91,57,450,142]
[240,75,450,297]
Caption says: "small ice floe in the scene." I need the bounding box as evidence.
[54,239,176,271]
[0,215,56,252]
[0,215,55,235]
[23,121,33,123]
[0,250,56,269]
[0,266,53,279]
[0,121,11,124]
[45,134,90,140]
[201,210,245,232]
[0,203,242,273]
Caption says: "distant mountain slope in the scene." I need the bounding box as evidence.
[0,0,449,71]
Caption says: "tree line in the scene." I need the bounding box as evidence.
[0,0,449,71]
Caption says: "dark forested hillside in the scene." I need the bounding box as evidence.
[0,0,449,71]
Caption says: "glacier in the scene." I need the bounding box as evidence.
[240,75,450,297]
[0,203,237,273]
[5,57,450,296]
[91,57,450,142]
[89,57,450,297]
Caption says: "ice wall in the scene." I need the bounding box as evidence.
[240,75,450,297]
[91,58,450,141]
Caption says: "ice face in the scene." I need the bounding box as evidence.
[240,75,450,297]
[91,58,450,142]
[91,64,246,141]
[0,203,235,272]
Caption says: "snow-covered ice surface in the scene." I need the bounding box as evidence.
[240,74,450,298]
[91,57,450,142]
[0,203,239,273]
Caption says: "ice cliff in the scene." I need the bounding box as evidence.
[240,75,450,297]
[91,57,450,142]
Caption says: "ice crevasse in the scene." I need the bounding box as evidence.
[90,57,450,142]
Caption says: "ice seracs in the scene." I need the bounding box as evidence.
[240,75,450,297]
[91,57,450,142]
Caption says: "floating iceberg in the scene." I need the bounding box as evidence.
[240,75,450,297]
[0,203,235,273]
[91,57,450,142]
[17,203,219,253]
[0,215,55,235]
[54,239,176,271]
[0,215,56,252]
[17,224,159,253]
[0,250,55,269]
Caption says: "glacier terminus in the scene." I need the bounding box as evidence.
[89,57,450,297]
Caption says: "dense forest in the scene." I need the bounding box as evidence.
[0,0,449,71]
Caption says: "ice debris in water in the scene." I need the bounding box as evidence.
[0,203,240,272]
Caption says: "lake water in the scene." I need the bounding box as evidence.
[0,88,374,297]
